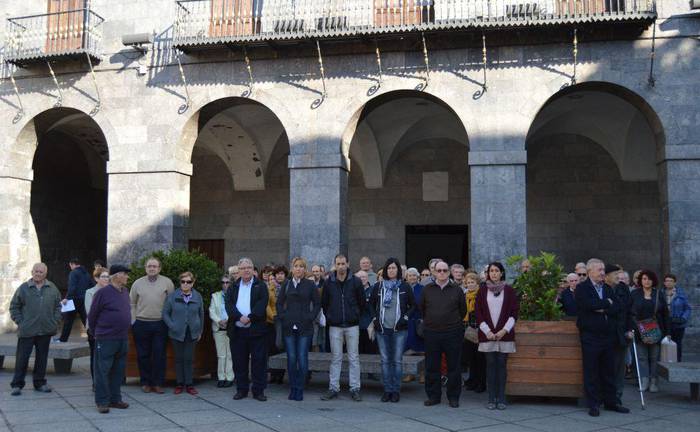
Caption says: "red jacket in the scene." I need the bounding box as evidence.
[475,283,519,343]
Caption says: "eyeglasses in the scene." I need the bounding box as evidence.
[577,273,586,277]
[180,280,194,284]
[221,281,230,285]
[436,269,449,273]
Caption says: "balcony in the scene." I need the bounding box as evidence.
[4,7,104,67]
[173,0,656,49]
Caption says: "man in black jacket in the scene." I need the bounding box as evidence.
[575,258,630,417]
[320,254,365,401]
[59,258,93,342]
[606,265,634,407]
[225,257,270,401]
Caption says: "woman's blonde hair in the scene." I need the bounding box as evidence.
[291,256,307,269]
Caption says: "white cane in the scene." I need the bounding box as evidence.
[630,332,645,410]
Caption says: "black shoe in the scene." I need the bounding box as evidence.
[464,381,477,390]
[11,387,21,396]
[424,399,441,406]
[217,380,225,388]
[253,393,267,402]
[604,404,630,413]
[448,399,459,408]
[320,390,339,401]
[390,392,400,403]
[381,392,391,402]
[34,384,52,393]
[295,389,303,401]
[223,381,233,388]
[588,407,600,417]
[474,385,486,393]
[233,391,248,400]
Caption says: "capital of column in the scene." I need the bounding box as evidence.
[468,151,527,166]
[288,153,349,171]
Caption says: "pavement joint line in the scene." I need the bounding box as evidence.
[189,394,278,432]
[54,387,107,432]
[120,391,193,430]
[0,405,12,432]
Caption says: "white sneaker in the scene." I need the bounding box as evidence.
[649,378,659,393]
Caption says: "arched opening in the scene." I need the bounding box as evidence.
[526,82,665,274]
[188,97,290,266]
[29,108,109,288]
[345,90,470,269]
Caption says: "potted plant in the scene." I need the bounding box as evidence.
[125,249,221,381]
[504,252,583,398]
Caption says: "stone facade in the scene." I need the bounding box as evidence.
[0,0,699,337]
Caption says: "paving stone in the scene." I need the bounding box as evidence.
[4,407,84,425]
[163,408,245,426]
[90,414,179,432]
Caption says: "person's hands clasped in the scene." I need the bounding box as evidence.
[495,329,507,340]
[239,316,251,325]
[486,331,497,341]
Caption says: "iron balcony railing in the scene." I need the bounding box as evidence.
[4,8,105,65]
[173,0,656,47]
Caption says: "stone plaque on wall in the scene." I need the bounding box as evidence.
[423,172,448,202]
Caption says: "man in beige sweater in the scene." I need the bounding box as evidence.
[130,257,174,393]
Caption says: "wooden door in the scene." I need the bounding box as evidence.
[209,0,258,37]
[45,0,85,54]
[189,239,225,269]
[374,0,424,27]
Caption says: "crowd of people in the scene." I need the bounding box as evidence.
[7,254,693,417]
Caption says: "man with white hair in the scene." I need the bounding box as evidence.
[575,258,629,417]
[9,263,62,396]
[226,257,270,401]
[575,262,588,281]
[558,273,579,316]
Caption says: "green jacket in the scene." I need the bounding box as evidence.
[10,279,62,338]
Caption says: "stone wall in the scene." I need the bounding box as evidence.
[527,134,661,274]
[348,139,469,268]
[189,147,290,267]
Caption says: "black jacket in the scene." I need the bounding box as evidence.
[630,288,670,339]
[575,278,620,336]
[612,282,634,346]
[321,271,365,328]
[558,288,577,317]
[225,276,269,337]
[369,280,416,333]
[276,278,321,337]
[67,266,93,301]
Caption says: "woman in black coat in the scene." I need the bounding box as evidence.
[275,257,320,401]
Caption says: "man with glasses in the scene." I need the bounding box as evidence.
[575,262,588,281]
[419,261,467,408]
[226,257,270,401]
[129,257,174,394]
[210,275,234,387]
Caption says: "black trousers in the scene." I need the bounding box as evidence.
[59,299,87,342]
[671,327,685,362]
[581,332,617,409]
[267,323,285,380]
[359,328,378,354]
[230,327,268,395]
[172,332,196,386]
[464,340,486,387]
[11,335,52,389]
[424,327,463,402]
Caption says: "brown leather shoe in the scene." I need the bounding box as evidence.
[402,375,415,383]
[97,405,110,414]
[109,401,129,409]
[151,386,164,394]
[141,385,151,393]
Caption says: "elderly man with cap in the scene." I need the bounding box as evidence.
[87,264,132,414]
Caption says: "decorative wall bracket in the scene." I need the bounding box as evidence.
[417,32,430,91]
[311,40,326,109]
[473,33,488,99]
[7,64,24,123]
[46,61,63,107]
[174,49,191,113]
[86,53,102,116]
[648,20,657,87]
[571,28,578,86]
[242,46,254,97]
[368,40,383,96]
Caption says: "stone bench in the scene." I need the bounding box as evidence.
[657,361,700,401]
[268,352,424,376]
[0,339,90,374]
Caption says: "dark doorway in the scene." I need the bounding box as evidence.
[405,225,469,269]
[189,239,225,268]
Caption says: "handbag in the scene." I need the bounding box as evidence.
[464,326,478,344]
[636,289,663,345]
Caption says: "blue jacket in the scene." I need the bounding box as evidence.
[670,287,692,329]
[67,266,93,300]
[162,288,204,342]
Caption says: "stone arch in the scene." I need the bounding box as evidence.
[342,90,470,189]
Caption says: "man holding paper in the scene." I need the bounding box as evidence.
[9,263,62,396]
[58,258,93,342]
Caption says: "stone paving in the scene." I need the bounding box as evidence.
[0,355,698,432]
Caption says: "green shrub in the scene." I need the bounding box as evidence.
[128,249,223,309]
[506,252,565,321]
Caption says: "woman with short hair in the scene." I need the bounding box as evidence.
[276,257,320,401]
[163,271,204,395]
[210,274,234,387]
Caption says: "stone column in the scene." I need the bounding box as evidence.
[106,163,191,266]
[288,153,348,269]
[659,147,700,330]
[468,151,527,271]
[0,168,40,331]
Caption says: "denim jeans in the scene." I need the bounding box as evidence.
[328,326,361,392]
[94,339,128,406]
[376,329,407,393]
[485,352,508,404]
[132,319,168,386]
[284,333,311,391]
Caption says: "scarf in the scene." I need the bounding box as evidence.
[486,280,505,296]
[382,279,401,308]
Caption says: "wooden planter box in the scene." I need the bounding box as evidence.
[126,319,217,382]
[506,320,583,398]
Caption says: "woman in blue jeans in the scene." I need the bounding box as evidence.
[275,257,320,401]
[370,258,416,402]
